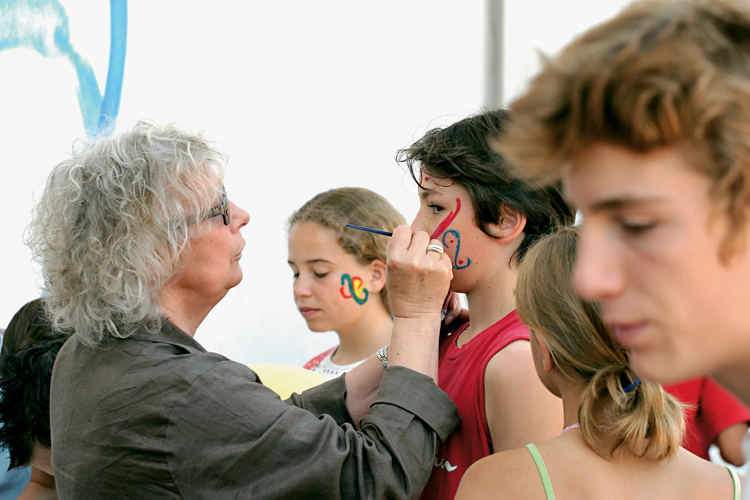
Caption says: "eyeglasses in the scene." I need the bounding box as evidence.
[188,187,230,226]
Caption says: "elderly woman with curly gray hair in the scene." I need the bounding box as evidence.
[26,120,458,500]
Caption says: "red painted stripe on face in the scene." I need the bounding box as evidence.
[430,198,461,239]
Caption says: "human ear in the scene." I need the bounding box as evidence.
[489,203,527,240]
[368,259,387,292]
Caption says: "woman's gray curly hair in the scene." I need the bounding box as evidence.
[26,120,226,346]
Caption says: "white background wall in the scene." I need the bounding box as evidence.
[1,0,631,366]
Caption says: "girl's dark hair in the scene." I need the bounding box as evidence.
[397,109,574,264]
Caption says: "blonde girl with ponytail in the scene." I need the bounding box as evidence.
[455,227,740,500]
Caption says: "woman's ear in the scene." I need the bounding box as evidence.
[368,259,387,292]
[489,203,527,241]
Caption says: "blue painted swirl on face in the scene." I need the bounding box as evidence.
[442,230,471,269]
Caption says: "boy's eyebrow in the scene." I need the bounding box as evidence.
[588,195,667,213]
[419,185,444,198]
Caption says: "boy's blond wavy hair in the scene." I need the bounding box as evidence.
[501,0,750,260]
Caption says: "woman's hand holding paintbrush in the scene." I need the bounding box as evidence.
[384,225,451,381]
[346,223,467,331]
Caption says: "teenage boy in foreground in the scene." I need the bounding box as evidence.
[499,0,750,449]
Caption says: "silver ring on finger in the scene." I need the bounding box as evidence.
[426,243,444,255]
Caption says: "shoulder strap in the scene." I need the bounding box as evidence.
[725,466,741,500]
[526,443,556,500]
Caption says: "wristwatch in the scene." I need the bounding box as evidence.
[376,345,388,369]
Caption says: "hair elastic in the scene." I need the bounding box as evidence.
[623,378,641,393]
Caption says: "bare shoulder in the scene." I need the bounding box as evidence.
[674,448,737,496]
[455,446,541,500]
[484,338,556,413]
[484,339,562,451]
[485,339,534,383]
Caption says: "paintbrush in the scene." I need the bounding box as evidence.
[346,223,454,321]
[345,224,393,236]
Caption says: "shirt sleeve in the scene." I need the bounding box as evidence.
[285,372,352,425]
[165,361,459,500]
[699,377,750,442]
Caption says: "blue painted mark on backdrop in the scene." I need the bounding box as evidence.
[0,0,127,137]
[442,230,471,269]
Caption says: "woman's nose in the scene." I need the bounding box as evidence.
[230,200,250,230]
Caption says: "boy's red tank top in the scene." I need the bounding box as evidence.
[419,310,529,500]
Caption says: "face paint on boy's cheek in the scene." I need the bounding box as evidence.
[443,230,471,269]
[430,198,462,239]
[339,274,369,305]
[429,198,472,269]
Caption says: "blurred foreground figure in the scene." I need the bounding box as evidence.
[500,2,750,497]
[502,0,750,395]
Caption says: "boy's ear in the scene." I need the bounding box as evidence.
[489,203,527,240]
[368,259,387,292]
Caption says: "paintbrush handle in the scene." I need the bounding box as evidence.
[345,224,393,237]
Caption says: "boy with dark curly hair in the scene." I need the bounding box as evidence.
[397,108,575,499]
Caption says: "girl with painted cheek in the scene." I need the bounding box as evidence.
[287,187,405,379]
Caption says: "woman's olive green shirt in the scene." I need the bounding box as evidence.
[50,321,459,500]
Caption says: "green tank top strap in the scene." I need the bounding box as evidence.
[726,465,741,500]
[526,446,739,499]
[526,443,556,500]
